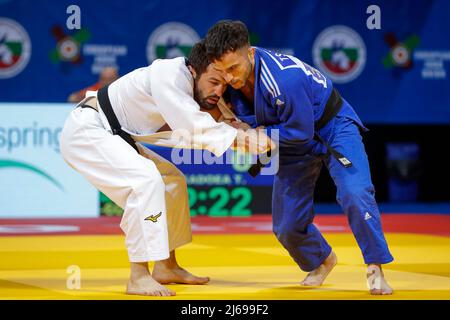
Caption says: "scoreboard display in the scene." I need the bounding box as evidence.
[101,146,274,217]
[187,186,272,216]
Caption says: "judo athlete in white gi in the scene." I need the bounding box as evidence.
[60,42,266,296]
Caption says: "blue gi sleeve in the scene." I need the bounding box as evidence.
[265,79,315,147]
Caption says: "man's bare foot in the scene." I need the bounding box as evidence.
[152,250,210,285]
[126,261,175,297]
[367,264,393,295]
[126,274,176,296]
[300,251,337,286]
[153,263,210,285]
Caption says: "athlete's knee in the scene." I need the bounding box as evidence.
[132,171,165,196]
[337,183,376,207]
[274,221,308,245]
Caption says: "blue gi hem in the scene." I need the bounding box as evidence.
[302,244,333,273]
[363,254,394,265]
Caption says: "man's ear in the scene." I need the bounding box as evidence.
[187,65,197,79]
[248,47,255,59]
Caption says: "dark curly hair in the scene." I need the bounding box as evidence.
[187,40,210,77]
[204,20,250,61]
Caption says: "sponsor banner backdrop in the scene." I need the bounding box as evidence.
[0,104,99,217]
[0,0,449,124]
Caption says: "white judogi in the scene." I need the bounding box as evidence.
[60,57,237,262]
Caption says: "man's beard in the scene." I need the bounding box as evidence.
[194,88,219,110]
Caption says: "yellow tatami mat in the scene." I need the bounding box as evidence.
[0,233,449,299]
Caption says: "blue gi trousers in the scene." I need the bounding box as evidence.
[272,115,394,272]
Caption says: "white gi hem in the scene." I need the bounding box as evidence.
[128,252,171,263]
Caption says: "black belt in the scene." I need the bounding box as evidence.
[313,88,352,168]
[315,87,343,130]
[248,87,351,177]
[96,85,139,153]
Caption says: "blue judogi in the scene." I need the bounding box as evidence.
[226,47,393,271]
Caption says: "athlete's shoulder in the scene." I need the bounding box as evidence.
[150,57,193,90]
[255,47,329,93]
[255,47,305,99]
[256,47,301,72]
[256,47,311,81]
[151,57,189,75]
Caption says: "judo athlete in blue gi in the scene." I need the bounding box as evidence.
[205,20,394,295]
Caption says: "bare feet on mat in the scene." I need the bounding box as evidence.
[300,251,337,286]
[152,250,210,285]
[126,261,176,296]
[367,264,393,295]
[153,263,210,285]
[126,274,176,297]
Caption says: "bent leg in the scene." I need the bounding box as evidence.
[138,146,209,284]
[325,117,393,265]
[138,145,192,252]
[60,108,175,296]
[60,107,170,262]
[273,154,332,272]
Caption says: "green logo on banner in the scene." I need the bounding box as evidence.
[146,22,200,64]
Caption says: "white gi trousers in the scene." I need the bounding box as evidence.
[60,104,191,262]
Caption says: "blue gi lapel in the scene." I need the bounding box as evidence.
[253,50,266,126]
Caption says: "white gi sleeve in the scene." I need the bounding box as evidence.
[150,59,237,157]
